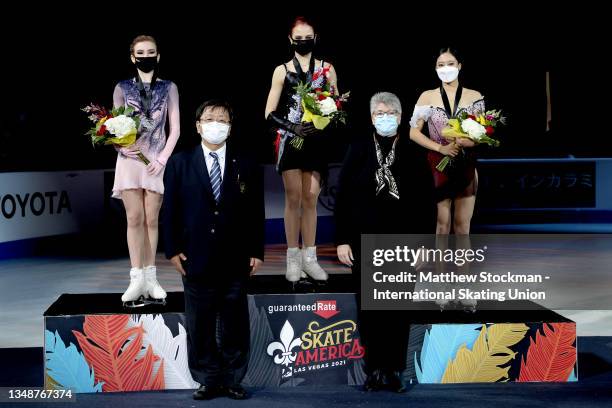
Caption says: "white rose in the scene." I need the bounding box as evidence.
[318,97,338,116]
[104,115,137,138]
[460,118,486,140]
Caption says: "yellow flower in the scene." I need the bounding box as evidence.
[449,118,462,133]
[442,119,468,141]
[301,101,331,130]
[105,129,137,147]
[477,115,487,126]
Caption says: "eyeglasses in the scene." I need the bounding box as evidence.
[199,118,230,125]
[374,110,400,117]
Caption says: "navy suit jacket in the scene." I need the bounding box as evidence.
[162,142,265,279]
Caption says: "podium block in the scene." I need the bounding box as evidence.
[405,306,577,384]
[43,277,577,393]
[43,287,365,392]
[44,292,194,393]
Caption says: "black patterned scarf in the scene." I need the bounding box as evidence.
[374,135,400,199]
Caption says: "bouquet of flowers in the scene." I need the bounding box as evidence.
[291,79,349,149]
[437,109,506,171]
[82,104,150,164]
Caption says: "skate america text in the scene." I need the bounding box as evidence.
[294,320,364,368]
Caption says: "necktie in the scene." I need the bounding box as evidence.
[209,152,222,203]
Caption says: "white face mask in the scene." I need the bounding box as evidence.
[200,122,230,145]
[436,66,460,83]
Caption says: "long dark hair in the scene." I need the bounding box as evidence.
[437,47,461,63]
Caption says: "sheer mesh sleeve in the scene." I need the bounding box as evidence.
[467,98,486,115]
[112,83,125,109]
[157,82,180,165]
[409,105,433,128]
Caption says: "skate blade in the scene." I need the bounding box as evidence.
[292,277,329,293]
[123,300,146,308]
[142,298,167,306]
[290,280,315,293]
[302,275,328,286]
[462,306,477,313]
[436,301,456,311]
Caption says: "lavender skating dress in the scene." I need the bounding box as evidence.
[111,78,180,199]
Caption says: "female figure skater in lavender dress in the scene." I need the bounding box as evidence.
[113,35,180,306]
[409,48,484,235]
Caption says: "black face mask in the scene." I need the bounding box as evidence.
[291,39,315,56]
[134,56,158,73]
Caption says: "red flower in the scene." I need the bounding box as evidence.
[486,126,494,136]
[317,93,327,101]
[314,88,322,93]
[336,99,343,109]
[96,125,107,136]
[468,114,476,120]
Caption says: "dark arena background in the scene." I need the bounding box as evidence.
[1,3,612,408]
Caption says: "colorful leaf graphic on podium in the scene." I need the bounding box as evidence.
[128,314,198,389]
[517,323,576,382]
[45,374,61,390]
[122,345,165,391]
[414,324,481,383]
[44,330,103,392]
[72,315,165,391]
[441,323,529,383]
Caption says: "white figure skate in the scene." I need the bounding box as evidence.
[143,265,167,306]
[122,267,146,307]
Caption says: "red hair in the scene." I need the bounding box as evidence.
[130,35,157,54]
[289,16,316,36]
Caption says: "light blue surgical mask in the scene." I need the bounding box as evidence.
[374,114,399,137]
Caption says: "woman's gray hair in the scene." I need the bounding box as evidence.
[370,92,402,115]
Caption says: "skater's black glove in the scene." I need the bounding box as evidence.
[267,111,318,138]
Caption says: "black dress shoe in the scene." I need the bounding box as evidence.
[363,369,382,392]
[225,384,249,400]
[192,384,222,400]
[381,370,407,393]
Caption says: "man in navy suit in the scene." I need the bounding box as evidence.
[162,99,264,400]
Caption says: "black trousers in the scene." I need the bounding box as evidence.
[351,245,411,374]
[182,273,250,387]
[359,309,411,373]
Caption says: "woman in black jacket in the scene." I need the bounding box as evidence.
[335,92,435,392]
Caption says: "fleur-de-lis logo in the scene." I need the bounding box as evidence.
[267,320,302,367]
